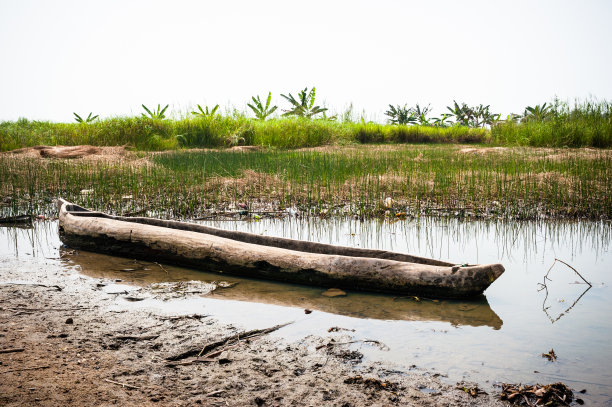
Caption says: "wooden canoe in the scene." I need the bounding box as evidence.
[57,199,504,298]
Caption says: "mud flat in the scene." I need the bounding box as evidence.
[0,258,505,406]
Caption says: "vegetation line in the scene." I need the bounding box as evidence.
[1,97,610,151]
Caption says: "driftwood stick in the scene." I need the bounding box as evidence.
[104,378,140,390]
[114,335,159,341]
[5,306,90,312]
[1,365,49,374]
[158,314,208,322]
[316,339,387,351]
[166,358,218,367]
[554,258,592,287]
[167,322,292,362]
[0,282,62,291]
[0,348,25,354]
[200,342,242,359]
[539,258,593,324]
[196,322,292,358]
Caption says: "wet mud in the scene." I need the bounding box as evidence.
[0,262,505,406]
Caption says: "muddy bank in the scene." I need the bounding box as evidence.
[0,264,506,406]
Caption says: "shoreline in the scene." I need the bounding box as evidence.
[0,252,505,406]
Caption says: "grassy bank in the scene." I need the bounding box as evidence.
[0,116,488,151]
[1,145,610,220]
[2,99,611,150]
[492,100,612,147]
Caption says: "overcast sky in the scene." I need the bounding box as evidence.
[1,0,611,122]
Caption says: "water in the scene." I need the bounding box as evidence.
[1,218,611,403]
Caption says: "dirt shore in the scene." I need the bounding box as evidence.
[0,256,507,407]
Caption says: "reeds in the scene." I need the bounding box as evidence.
[1,145,610,220]
[492,99,612,147]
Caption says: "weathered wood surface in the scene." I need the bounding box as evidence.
[57,199,504,298]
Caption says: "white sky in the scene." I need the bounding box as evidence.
[1,0,611,122]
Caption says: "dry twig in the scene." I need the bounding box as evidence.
[0,282,62,291]
[104,378,140,390]
[1,365,49,374]
[0,348,25,354]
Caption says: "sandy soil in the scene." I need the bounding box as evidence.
[0,262,506,406]
[5,145,130,160]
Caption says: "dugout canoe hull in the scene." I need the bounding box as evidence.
[57,199,504,298]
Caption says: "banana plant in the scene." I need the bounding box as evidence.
[192,104,219,118]
[142,104,169,119]
[247,92,277,120]
[410,104,432,125]
[446,101,473,126]
[384,104,417,125]
[522,103,552,122]
[430,113,453,127]
[505,113,522,123]
[446,101,499,127]
[73,112,99,123]
[473,104,500,127]
[281,87,328,118]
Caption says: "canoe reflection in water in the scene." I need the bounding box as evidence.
[63,249,503,330]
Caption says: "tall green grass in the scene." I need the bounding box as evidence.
[2,98,610,150]
[349,122,488,144]
[0,116,489,151]
[492,99,612,147]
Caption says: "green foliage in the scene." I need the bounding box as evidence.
[251,117,350,148]
[340,103,355,124]
[1,98,609,151]
[73,112,99,123]
[430,113,453,127]
[446,101,500,128]
[248,92,278,120]
[281,87,328,118]
[142,104,169,120]
[352,122,488,144]
[192,104,219,118]
[492,99,612,147]
[385,104,454,127]
[411,104,432,125]
[385,105,417,125]
[0,115,486,152]
[522,103,552,122]
[319,111,338,121]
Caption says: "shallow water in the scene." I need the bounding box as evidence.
[1,218,611,403]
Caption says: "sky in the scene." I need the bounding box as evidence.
[0,0,611,122]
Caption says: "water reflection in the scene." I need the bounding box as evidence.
[540,284,591,324]
[64,249,503,329]
[537,258,593,324]
[196,217,611,264]
[1,218,611,403]
[0,220,54,258]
